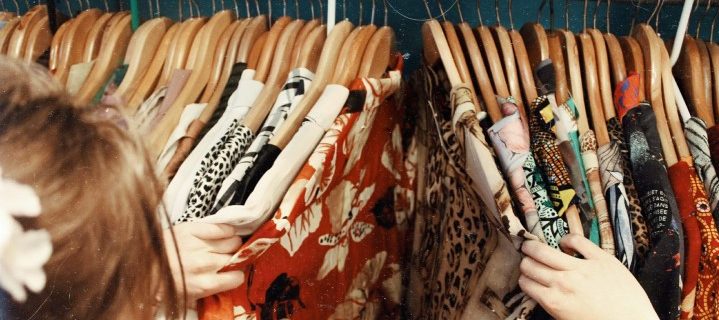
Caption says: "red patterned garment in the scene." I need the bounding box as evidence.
[198,70,415,319]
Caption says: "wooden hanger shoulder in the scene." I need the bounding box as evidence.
[159,17,206,87]
[618,36,645,101]
[577,32,609,146]
[477,23,509,98]
[114,17,172,101]
[672,35,712,126]
[23,15,51,62]
[459,22,500,121]
[332,24,369,85]
[125,22,179,113]
[520,22,549,71]
[55,9,102,85]
[74,14,132,104]
[492,24,523,114]
[708,42,719,123]
[148,10,235,157]
[359,25,394,79]
[660,39,690,162]
[49,19,71,71]
[560,29,586,131]
[243,19,306,134]
[547,31,569,104]
[296,23,326,71]
[199,19,241,104]
[82,12,115,62]
[290,19,320,68]
[7,5,45,59]
[603,32,626,87]
[696,38,713,123]
[237,15,268,63]
[509,28,538,110]
[269,20,353,150]
[588,28,616,121]
[0,17,20,55]
[247,32,268,69]
[254,16,292,82]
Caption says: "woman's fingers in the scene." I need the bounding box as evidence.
[520,256,557,287]
[522,240,579,271]
[188,223,238,240]
[518,274,551,302]
[204,236,243,254]
[559,234,606,260]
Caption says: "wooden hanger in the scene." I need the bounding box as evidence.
[49,19,71,70]
[519,3,549,71]
[587,26,616,124]
[332,23,370,85]
[158,17,207,88]
[198,19,242,104]
[696,38,713,122]
[247,32,268,69]
[359,0,394,79]
[125,22,180,112]
[506,0,536,110]
[547,32,570,104]
[114,17,172,102]
[477,19,511,106]
[489,0,524,116]
[604,34,626,87]
[0,17,20,54]
[660,38,690,165]
[559,2,584,127]
[578,31,609,146]
[619,36,645,101]
[54,8,102,85]
[709,31,719,122]
[268,20,353,150]
[632,22,678,165]
[82,12,115,62]
[148,10,235,157]
[74,14,132,104]
[237,15,268,63]
[6,5,45,59]
[253,16,293,82]
[295,23,326,71]
[242,19,306,135]
[290,19,320,68]
[459,19,500,120]
[673,36,713,126]
[23,15,51,62]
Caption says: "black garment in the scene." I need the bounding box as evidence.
[194,62,247,145]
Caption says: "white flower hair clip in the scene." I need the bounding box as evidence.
[0,167,52,303]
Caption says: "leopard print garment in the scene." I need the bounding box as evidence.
[407,65,498,319]
[179,121,254,222]
[607,117,648,270]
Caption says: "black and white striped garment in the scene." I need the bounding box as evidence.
[684,116,719,223]
[209,68,314,214]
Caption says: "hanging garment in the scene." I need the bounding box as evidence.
[94,64,127,105]
[580,130,615,254]
[615,75,683,320]
[596,139,635,268]
[668,161,703,320]
[134,69,192,134]
[685,117,719,225]
[198,72,410,320]
[156,103,206,174]
[551,97,600,243]
[211,68,314,213]
[201,84,351,234]
[607,116,648,272]
[164,69,263,223]
[160,63,248,181]
[487,96,546,243]
[65,60,95,95]
[406,64,534,320]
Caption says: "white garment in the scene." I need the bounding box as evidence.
[164,69,264,223]
[156,103,207,174]
[66,60,95,95]
[202,84,350,235]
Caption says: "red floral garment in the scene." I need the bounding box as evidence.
[199,71,414,320]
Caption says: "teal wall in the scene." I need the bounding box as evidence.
[5,0,714,71]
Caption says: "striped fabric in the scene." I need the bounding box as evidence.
[684,117,719,224]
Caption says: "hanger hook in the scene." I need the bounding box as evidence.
[0,1,6,11]
[211,0,216,13]
[383,0,388,25]
[537,0,548,25]
[371,0,376,25]
[193,0,201,17]
[319,0,324,24]
[342,0,346,20]
[593,0,600,29]
[508,0,514,29]
[456,0,464,23]
[423,0,431,19]
[655,0,665,30]
[495,0,500,26]
[564,0,569,30]
[359,0,363,24]
[267,0,272,26]
[283,0,287,17]
[436,0,446,22]
[254,0,259,16]
[13,0,20,15]
[309,0,315,19]
[549,0,555,31]
[647,0,662,24]
[477,0,483,26]
[606,0,611,33]
[295,0,299,19]
[697,0,713,36]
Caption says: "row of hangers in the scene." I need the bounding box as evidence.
[0,1,54,62]
[420,0,703,235]
[0,0,397,160]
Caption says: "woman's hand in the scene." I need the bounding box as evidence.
[164,222,245,303]
[519,234,658,320]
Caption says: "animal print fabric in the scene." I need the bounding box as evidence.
[180,123,254,222]
[406,64,535,319]
[597,141,635,268]
[198,73,410,320]
[607,117,648,271]
[684,117,719,225]
[616,74,683,320]
[580,131,615,255]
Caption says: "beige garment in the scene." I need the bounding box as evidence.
[65,60,95,95]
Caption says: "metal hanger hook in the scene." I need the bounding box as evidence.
[495,0,500,26]
[508,0,514,29]
[436,0,446,22]
[371,0,376,25]
[606,0,612,33]
[593,0,600,29]
[456,0,464,23]
[564,0,569,30]
[295,0,299,18]
[383,0,388,26]
[696,0,713,37]
[477,0,484,26]
[359,0,364,25]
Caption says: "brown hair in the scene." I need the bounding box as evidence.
[0,58,183,319]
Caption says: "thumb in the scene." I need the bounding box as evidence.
[559,234,606,260]
[188,223,239,240]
